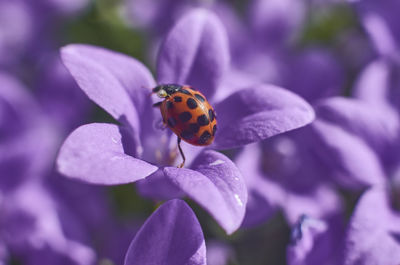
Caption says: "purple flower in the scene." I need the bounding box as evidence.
[247,0,306,51]
[123,0,192,37]
[312,100,396,187]
[0,0,90,69]
[126,0,345,105]
[235,142,342,228]
[350,0,400,60]
[57,8,314,234]
[124,199,206,265]
[344,187,400,265]
[0,181,96,265]
[230,98,346,263]
[32,0,90,16]
[0,70,134,264]
[0,72,58,188]
[123,0,241,44]
[0,0,34,67]
[353,58,400,120]
[224,0,346,105]
[281,37,400,262]
[308,57,400,190]
[0,72,97,264]
[287,214,345,265]
[282,49,345,104]
[206,241,233,265]
[35,55,91,132]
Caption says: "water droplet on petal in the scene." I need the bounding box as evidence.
[234,194,243,207]
[209,159,225,166]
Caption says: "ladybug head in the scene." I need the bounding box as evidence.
[153,86,168,98]
[152,84,181,98]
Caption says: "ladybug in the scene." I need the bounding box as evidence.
[152,84,217,168]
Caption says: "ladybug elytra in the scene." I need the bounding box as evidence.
[152,84,217,168]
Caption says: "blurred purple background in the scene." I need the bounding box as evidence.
[1,0,400,264]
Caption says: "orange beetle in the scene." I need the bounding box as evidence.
[152,84,217,167]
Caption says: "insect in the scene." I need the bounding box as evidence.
[152,84,217,168]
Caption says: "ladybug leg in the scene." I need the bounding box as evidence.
[177,137,186,168]
[153,102,163,108]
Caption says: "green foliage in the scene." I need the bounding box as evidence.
[108,184,155,219]
[300,3,359,46]
[65,0,147,62]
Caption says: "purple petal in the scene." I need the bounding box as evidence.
[284,49,344,103]
[60,44,156,150]
[234,144,284,227]
[206,241,233,265]
[288,215,344,265]
[57,123,157,185]
[283,186,342,226]
[164,150,247,234]
[0,1,34,67]
[309,120,385,189]
[135,169,184,200]
[235,144,341,227]
[0,72,59,186]
[354,0,400,59]
[363,13,399,58]
[2,182,96,265]
[259,131,328,192]
[36,55,91,131]
[248,0,305,49]
[0,72,39,131]
[38,0,90,15]
[212,84,315,149]
[124,0,191,36]
[344,187,400,265]
[63,45,156,119]
[316,97,399,162]
[353,59,392,107]
[157,8,230,100]
[288,215,328,265]
[124,199,206,265]
[212,2,249,60]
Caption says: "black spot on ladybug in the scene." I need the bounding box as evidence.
[179,112,192,123]
[181,130,194,140]
[180,89,192,95]
[167,117,176,128]
[166,101,173,109]
[174,96,182,102]
[208,109,214,122]
[197,114,209,126]
[194,94,205,102]
[186,98,198,109]
[188,123,200,133]
[212,125,217,136]
[199,130,211,144]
